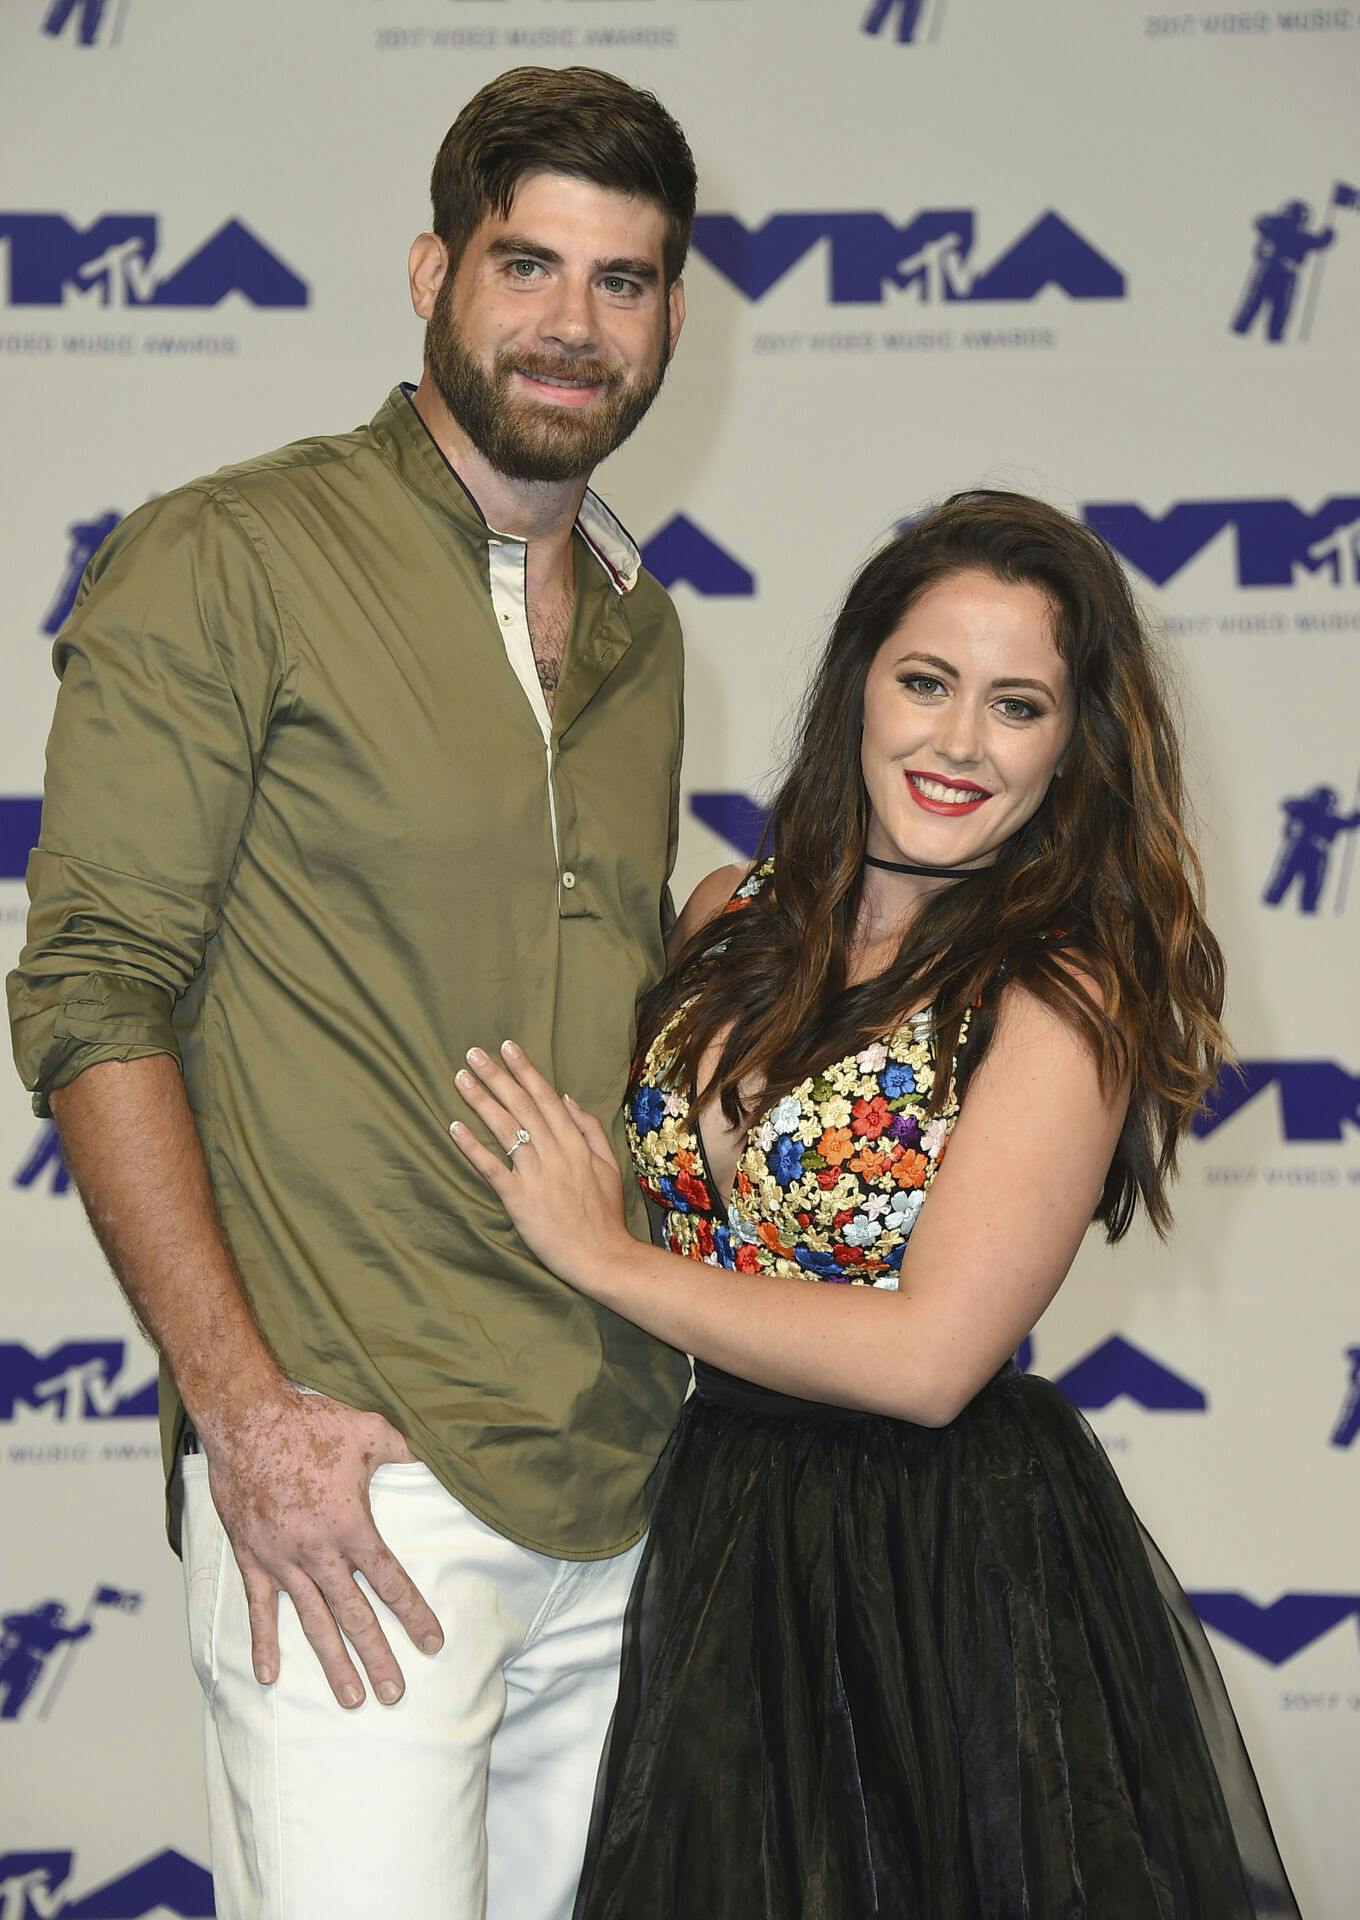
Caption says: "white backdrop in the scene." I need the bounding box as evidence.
[2,1,1357,1913]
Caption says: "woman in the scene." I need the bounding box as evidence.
[451,492,1298,1917]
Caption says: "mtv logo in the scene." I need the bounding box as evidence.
[1016,1335,1207,1412]
[0,1849,212,1919]
[0,213,308,309]
[689,792,769,859]
[1301,514,1360,586]
[641,516,755,597]
[690,208,1125,306]
[1189,1593,1360,1666]
[1192,1061,1360,1143]
[0,1343,157,1423]
[1083,496,1360,589]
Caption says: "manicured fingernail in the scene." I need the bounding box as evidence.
[378,1680,402,1705]
[449,1121,464,1136]
[563,1093,577,1107]
[455,1069,472,1089]
[467,1047,488,1066]
[422,1633,442,1654]
[501,1039,521,1059]
[342,1684,363,1708]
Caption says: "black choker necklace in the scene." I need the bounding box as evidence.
[864,853,984,880]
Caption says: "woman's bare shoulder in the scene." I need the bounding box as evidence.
[664,864,751,962]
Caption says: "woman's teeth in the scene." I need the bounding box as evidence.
[910,774,983,804]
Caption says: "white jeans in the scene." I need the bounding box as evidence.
[180,1453,642,1920]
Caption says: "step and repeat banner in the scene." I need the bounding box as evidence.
[1,0,1356,1912]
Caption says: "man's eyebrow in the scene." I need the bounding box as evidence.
[487,237,564,266]
[485,237,659,283]
[595,256,660,283]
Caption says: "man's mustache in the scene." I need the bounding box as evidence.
[499,352,624,392]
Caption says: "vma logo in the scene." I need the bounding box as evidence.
[862,0,946,42]
[0,213,308,309]
[641,516,755,597]
[1190,1593,1360,1666]
[40,0,125,47]
[1083,495,1360,588]
[0,1851,211,1920]
[689,791,769,857]
[0,799,42,883]
[1016,1334,1207,1412]
[1,1586,141,1722]
[1332,1347,1360,1449]
[0,1343,157,1424]
[1193,1061,1360,1143]
[691,208,1125,306]
[13,1126,72,1197]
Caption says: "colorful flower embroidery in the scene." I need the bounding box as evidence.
[893,1150,930,1191]
[622,859,967,1289]
[817,1125,854,1166]
[851,1094,892,1140]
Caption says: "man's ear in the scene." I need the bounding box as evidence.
[666,277,686,360]
[408,232,450,321]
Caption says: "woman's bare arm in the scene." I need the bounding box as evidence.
[451,975,1129,1428]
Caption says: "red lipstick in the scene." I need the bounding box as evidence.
[903,768,992,816]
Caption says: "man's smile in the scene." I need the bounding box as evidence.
[513,370,606,408]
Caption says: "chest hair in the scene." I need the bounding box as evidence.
[527,587,573,710]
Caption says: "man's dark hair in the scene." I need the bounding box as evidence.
[430,66,697,286]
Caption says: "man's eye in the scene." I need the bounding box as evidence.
[601,276,640,297]
[509,260,541,279]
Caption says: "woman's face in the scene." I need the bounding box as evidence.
[860,568,1073,871]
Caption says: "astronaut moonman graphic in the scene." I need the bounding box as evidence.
[0,1602,90,1720]
[1231,201,1335,343]
[1262,785,1360,914]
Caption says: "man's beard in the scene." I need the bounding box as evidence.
[425,283,669,485]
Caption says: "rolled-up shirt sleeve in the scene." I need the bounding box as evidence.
[6,484,287,1114]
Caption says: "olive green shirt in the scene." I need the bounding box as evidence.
[7,385,690,1557]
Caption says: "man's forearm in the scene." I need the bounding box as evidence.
[50,1054,285,1438]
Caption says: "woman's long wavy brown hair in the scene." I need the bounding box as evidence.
[634,490,1229,1240]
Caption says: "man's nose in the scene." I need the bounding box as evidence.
[538,275,597,354]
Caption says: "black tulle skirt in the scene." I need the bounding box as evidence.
[575,1362,1298,1920]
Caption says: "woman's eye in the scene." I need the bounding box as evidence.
[901,674,945,698]
[997,698,1039,721]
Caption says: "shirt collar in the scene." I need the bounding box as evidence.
[371,384,642,596]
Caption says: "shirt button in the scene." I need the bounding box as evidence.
[561,870,577,889]
[501,611,511,624]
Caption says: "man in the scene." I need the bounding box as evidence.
[8,66,696,1920]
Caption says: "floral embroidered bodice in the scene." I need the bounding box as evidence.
[627,863,968,1289]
